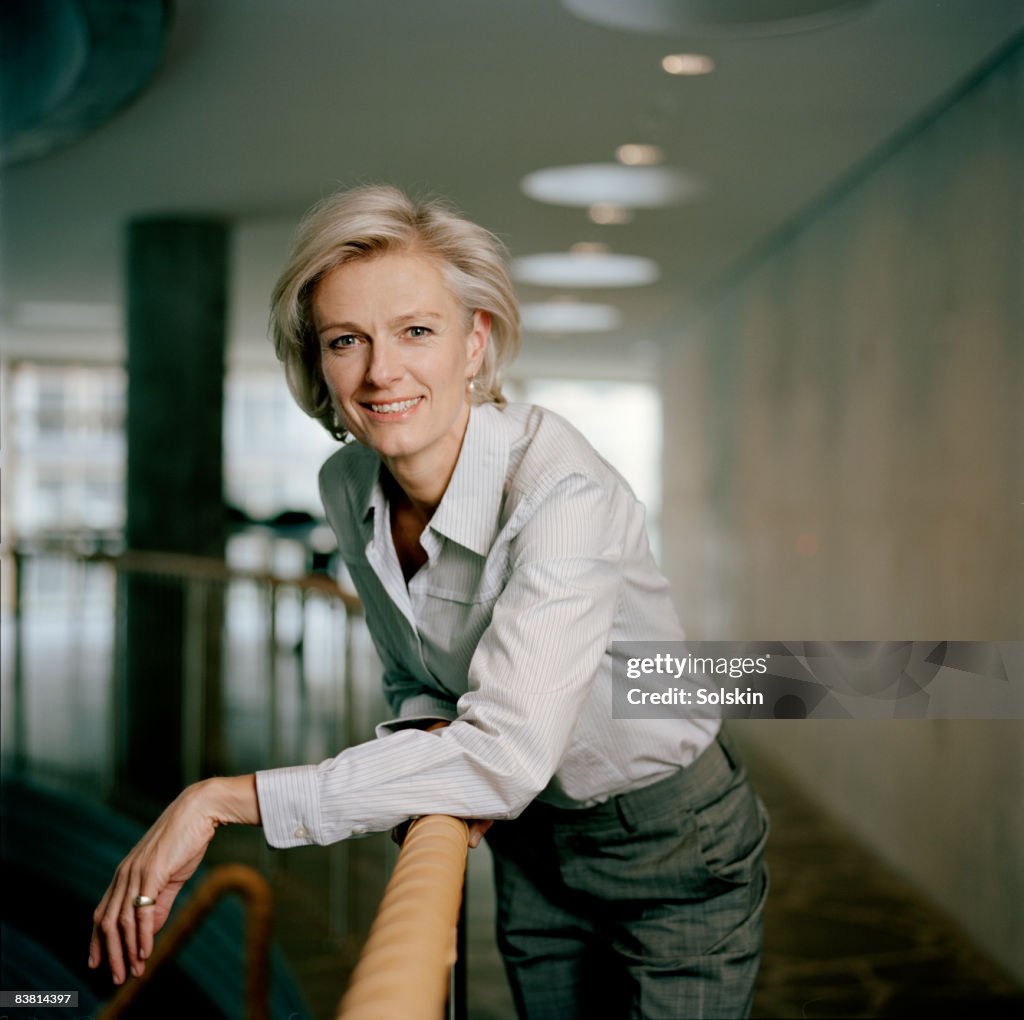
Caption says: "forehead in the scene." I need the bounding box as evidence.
[312,250,458,318]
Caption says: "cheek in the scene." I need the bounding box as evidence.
[321,358,359,401]
[320,372,341,407]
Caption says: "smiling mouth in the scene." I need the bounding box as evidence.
[364,397,423,414]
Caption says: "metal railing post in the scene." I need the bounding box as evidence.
[266,581,279,767]
[10,547,27,771]
[182,576,207,787]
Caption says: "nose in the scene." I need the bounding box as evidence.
[365,338,402,388]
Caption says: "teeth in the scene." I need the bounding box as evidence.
[370,397,420,413]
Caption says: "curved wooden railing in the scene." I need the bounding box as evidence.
[337,816,469,1020]
[97,864,273,1020]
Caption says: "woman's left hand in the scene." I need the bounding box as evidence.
[466,818,494,848]
[88,775,258,985]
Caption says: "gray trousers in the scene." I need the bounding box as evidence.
[487,733,769,1019]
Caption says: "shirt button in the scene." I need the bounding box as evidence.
[294,824,309,839]
[352,825,366,836]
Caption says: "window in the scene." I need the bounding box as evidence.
[516,378,663,559]
[5,363,127,538]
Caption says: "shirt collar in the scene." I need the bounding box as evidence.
[343,444,380,529]
[428,403,509,557]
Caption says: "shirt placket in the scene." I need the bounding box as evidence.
[364,499,441,689]
[407,527,461,699]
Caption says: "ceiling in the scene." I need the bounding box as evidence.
[3,0,1023,379]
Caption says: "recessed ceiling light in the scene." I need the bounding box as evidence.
[589,204,634,225]
[616,143,664,166]
[522,164,702,209]
[522,302,623,334]
[662,53,716,76]
[512,252,659,288]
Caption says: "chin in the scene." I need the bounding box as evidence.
[361,433,421,458]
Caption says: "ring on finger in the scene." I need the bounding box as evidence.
[133,895,157,908]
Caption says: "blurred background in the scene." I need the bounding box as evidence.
[1,1,1022,1017]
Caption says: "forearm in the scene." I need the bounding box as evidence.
[194,774,261,827]
[258,700,565,849]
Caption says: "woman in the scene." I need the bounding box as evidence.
[90,186,768,1019]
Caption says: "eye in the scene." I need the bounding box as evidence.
[406,326,432,339]
[326,334,360,350]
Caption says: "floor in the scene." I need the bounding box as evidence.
[741,742,1024,1020]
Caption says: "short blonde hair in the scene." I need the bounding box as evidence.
[270,185,521,440]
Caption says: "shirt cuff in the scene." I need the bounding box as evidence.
[376,694,458,738]
[255,764,322,848]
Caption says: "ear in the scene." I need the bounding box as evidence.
[465,310,490,378]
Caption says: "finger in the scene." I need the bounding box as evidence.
[467,819,493,849]
[120,871,147,975]
[118,896,141,978]
[99,900,128,985]
[89,889,113,969]
[124,863,159,975]
[135,890,159,962]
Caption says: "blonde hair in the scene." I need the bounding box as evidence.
[270,185,521,440]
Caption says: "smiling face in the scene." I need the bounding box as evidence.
[312,250,489,495]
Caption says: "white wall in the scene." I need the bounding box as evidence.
[661,44,1024,981]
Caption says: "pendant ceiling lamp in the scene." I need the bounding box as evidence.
[521,302,623,333]
[561,0,873,35]
[512,252,660,288]
[522,164,702,209]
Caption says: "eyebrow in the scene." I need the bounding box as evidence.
[316,310,445,337]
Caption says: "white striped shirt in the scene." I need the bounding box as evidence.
[256,403,717,847]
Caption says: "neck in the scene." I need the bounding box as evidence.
[381,402,471,514]
[381,463,442,521]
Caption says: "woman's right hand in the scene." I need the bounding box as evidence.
[88,775,258,985]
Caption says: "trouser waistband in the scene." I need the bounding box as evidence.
[531,729,744,830]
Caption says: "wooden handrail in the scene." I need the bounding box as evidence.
[88,547,363,611]
[97,864,273,1020]
[337,816,469,1020]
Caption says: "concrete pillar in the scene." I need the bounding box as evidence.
[117,218,228,810]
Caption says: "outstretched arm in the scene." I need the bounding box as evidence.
[88,774,260,985]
